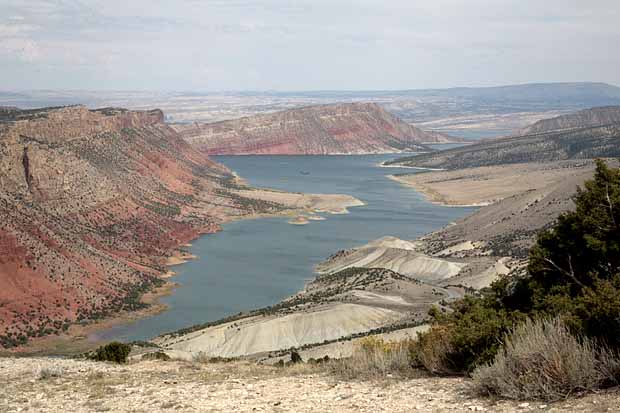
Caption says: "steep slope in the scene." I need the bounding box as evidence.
[175,103,457,155]
[519,106,620,135]
[0,106,270,348]
[385,124,620,170]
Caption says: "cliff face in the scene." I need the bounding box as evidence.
[0,106,258,348]
[175,103,456,155]
[520,106,620,135]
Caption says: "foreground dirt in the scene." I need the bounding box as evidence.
[0,358,618,412]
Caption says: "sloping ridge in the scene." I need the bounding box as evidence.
[520,106,620,135]
[385,109,620,170]
[0,105,246,348]
[175,102,458,155]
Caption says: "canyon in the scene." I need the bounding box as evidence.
[175,102,459,155]
[147,106,620,362]
[0,105,361,350]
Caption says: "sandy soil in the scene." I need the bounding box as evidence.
[1,357,617,412]
[166,251,198,266]
[317,236,467,283]
[156,303,403,359]
[234,188,364,215]
[388,160,596,206]
[318,236,508,292]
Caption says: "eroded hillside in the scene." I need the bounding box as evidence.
[385,123,620,169]
[519,106,620,135]
[175,103,458,155]
[0,106,274,348]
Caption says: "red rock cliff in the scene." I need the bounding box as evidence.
[175,103,455,155]
[0,106,263,348]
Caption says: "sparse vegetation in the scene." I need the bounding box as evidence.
[472,317,620,401]
[290,350,303,364]
[328,337,417,378]
[39,365,63,380]
[89,342,132,364]
[410,160,620,398]
[141,351,171,361]
[192,352,238,364]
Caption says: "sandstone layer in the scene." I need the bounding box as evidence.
[175,103,458,155]
[0,106,245,348]
[0,106,361,350]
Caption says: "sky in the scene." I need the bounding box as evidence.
[0,0,619,91]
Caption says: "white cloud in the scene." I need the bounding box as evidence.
[0,23,39,37]
[0,0,618,90]
[0,38,40,62]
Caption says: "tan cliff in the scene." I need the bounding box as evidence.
[174,102,459,155]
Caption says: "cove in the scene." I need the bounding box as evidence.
[93,152,475,342]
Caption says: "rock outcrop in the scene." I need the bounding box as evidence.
[175,103,457,155]
[519,106,620,135]
[0,106,273,348]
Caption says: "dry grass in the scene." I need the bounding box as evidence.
[326,337,418,379]
[472,317,620,401]
[410,324,458,375]
[38,365,63,380]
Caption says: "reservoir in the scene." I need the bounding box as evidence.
[94,152,475,341]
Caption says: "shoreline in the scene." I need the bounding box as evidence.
[0,280,178,357]
[7,182,365,355]
[378,162,447,171]
[387,174,491,207]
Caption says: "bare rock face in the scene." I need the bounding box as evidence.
[520,105,620,135]
[0,106,261,348]
[174,103,457,155]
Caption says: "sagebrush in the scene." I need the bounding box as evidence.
[472,317,620,401]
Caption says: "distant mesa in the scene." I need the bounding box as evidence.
[174,102,463,155]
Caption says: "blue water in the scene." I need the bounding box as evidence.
[436,129,513,140]
[94,152,475,341]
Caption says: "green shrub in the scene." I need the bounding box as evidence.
[411,299,524,374]
[141,351,171,361]
[411,324,457,375]
[415,161,620,379]
[89,341,131,363]
[290,350,303,364]
[520,160,620,345]
[472,317,620,401]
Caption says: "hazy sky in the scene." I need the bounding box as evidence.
[1,0,619,91]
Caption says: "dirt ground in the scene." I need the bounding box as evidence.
[1,357,618,412]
